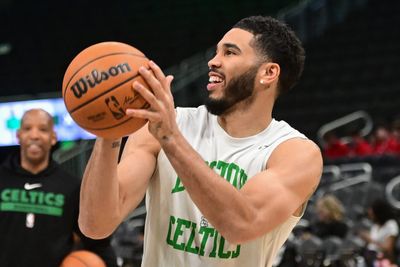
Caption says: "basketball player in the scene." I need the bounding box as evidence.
[0,109,117,267]
[79,16,323,267]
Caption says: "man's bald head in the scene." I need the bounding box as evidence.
[20,109,54,128]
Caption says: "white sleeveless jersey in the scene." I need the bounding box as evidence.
[141,106,307,267]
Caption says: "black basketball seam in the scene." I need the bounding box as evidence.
[67,255,90,267]
[80,116,133,130]
[63,51,147,97]
[76,101,150,131]
[69,73,142,113]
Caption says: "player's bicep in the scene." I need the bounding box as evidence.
[116,124,160,219]
[241,139,322,234]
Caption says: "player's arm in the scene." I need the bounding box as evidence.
[79,125,160,239]
[126,61,322,244]
[161,134,322,244]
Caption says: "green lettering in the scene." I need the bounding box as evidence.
[232,244,241,258]
[11,189,19,202]
[29,191,38,203]
[210,160,248,189]
[166,215,176,246]
[209,231,218,258]
[173,218,190,250]
[54,194,64,207]
[199,226,215,256]
[20,190,29,203]
[218,236,231,259]
[38,192,44,204]
[239,169,248,189]
[227,163,240,187]
[209,160,217,169]
[171,177,185,193]
[185,222,199,254]
[216,161,229,177]
[44,193,55,205]
[164,215,241,259]
[1,189,11,202]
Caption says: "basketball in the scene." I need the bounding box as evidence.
[60,250,106,267]
[62,41,151,139]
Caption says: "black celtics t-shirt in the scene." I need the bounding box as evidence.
[0,155,81,267]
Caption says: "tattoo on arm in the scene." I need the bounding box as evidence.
[112,141,121,148]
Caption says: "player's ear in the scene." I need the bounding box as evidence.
[16,129,22,144]
[51,131,57,146]
[258,62,280,86]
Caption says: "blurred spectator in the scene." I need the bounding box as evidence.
[349,130,373,157]
[358,198,399,266]
[391,118,400,154]
[322,132,350,159]
[371,126,399,155]
[310,194,349,239]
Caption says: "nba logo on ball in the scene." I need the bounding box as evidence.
[62,42,151,139]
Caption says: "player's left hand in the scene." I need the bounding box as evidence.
[125,60,177,143]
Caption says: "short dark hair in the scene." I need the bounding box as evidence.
[370,198,395,225]
[233,16,305,95]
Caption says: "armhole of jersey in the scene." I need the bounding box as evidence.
[293,200,308,219]
[262,135,308,170]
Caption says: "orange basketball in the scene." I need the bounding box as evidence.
[62,41,150,139]
[60,250,106,267]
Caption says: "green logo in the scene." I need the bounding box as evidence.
[171,160,248,194]
[0,188,65,216]
[166,215,241,259]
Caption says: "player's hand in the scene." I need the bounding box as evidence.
[125,60,177,142]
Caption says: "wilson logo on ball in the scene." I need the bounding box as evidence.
[70,63,132,99]
[62,41,151,139]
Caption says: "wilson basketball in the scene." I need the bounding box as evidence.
[60,250,106,267]
[62,41,150,139]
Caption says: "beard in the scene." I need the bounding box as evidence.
[205,65,258,116]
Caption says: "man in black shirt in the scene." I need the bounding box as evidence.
[0,108,117,267]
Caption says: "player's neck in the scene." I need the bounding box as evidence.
[217,98,273,138]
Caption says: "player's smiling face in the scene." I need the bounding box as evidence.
[205,28,261,115]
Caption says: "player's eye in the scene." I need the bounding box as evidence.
[225,50,236,56]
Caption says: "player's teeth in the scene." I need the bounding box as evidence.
[209,76,222,83]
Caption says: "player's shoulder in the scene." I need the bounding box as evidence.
[269,137,323,173]
[266,119,322,167]
[277,137,321,157]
